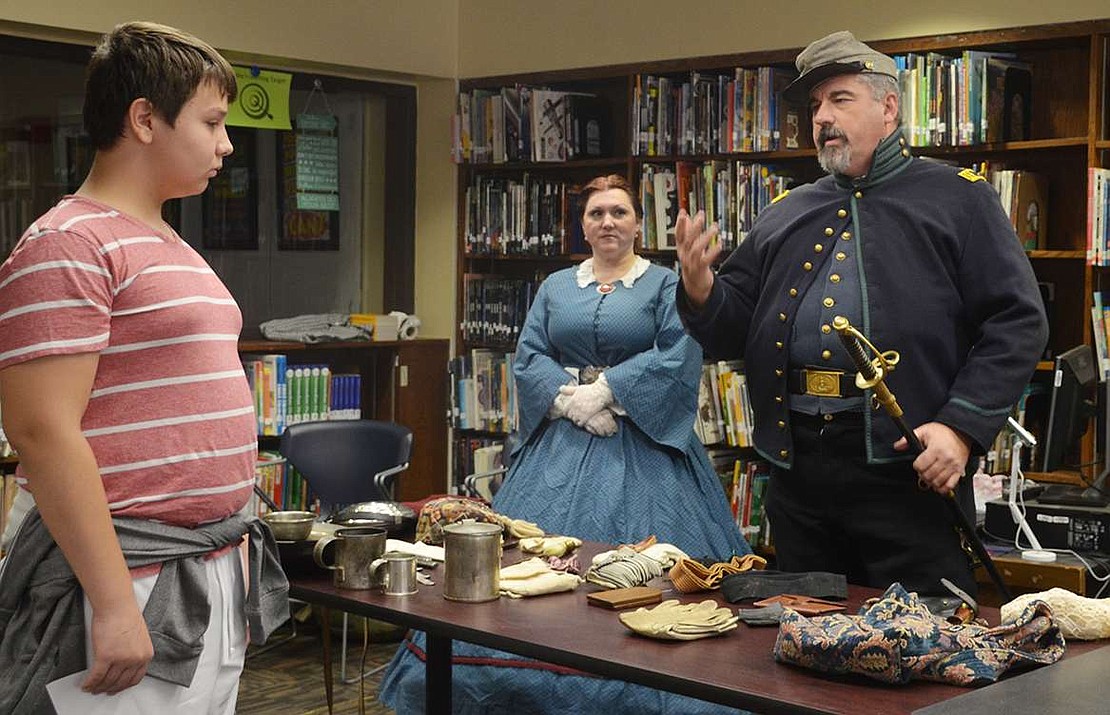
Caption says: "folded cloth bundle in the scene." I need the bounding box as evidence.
[669,554,768,593]
[543,554,581,574]
[414,497,504,545]
[1001,587,1110,640]
[638,543,689,570]
[520,535,582,557]
[774,582,1064,686]
[499,557,582,599]
[586,547,664,589]
[619,599,740,641]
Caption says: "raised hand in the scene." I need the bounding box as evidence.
[675,209,722,309]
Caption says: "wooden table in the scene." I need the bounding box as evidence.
[290,542,1106,714]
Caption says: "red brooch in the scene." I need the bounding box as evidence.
[597,283,615,295]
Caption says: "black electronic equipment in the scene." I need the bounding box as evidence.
[1040,344,1097,473]
[984,497,1110,553]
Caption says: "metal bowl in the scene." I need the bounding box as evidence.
[262,511,317,541]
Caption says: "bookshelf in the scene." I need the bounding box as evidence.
[238,338,449,501]
[452,20,1110,490]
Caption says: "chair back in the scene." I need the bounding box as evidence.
[279,419,413,513]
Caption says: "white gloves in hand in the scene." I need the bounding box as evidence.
[548,390,573,419]
[559,379,614,426]
[583,409,617,437]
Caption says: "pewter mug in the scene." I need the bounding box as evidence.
[312,526,386,589]
[443,521,502,602]
[370,550,418,596]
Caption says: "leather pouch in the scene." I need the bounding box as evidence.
[587,586,663,610]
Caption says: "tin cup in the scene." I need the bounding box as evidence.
[370,550,419,596]
[442,521,502,602]
[312,526,387,590]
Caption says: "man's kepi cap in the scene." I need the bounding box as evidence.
[783,30,898,103]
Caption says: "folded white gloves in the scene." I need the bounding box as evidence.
[559,379,614,426]
[548,391,573,419]
[619,599,739,641]
[500,557,582,598]
[520,535,582,557]
[639,543,690,571]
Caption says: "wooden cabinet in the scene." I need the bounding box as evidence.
[239,338,449,501]
[452,20,1110,488]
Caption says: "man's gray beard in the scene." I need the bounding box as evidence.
[817,143,852,175]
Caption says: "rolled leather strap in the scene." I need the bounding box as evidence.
[788,367,863,398]
[719,569,848,603]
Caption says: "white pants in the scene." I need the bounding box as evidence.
[48,548,247,715]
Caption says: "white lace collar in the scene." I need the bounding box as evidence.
[576,256,651,289]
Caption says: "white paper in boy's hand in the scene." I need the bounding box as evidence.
[46,671,102,710]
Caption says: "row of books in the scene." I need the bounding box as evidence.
[1089,292,1110,382]
[250,451,318,517]
[695,360,755,448]
[639,161,792,253]
[1086,168,1110,267]
[460,274,541,347]
[894,51,1031,148]
[631,67,810,157]
[708,451,771,541]
[452,86,611,164]
[449,349,519,434]
[242,355,363,436]
[988,168,1048,251]
[463,175,571,257]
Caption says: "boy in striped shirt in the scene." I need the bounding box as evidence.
[0,22,286,714]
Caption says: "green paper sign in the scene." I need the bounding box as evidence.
[227,67,292,130]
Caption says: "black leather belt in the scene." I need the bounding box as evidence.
[788,367,863,398]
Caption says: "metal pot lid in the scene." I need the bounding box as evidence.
[331,501,416,525]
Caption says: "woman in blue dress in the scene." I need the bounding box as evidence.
[380,174,750,714]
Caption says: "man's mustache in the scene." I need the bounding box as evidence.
[818,127,846,147]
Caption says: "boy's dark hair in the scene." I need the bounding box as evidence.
[83,21,237,150]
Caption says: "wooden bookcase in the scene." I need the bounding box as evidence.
[239,338,449,501]
[453,20,1110,488]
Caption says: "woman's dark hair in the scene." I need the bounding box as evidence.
[578,174,643,220]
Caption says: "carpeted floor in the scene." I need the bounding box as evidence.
[237,615,402,715]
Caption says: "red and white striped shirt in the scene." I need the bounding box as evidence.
[0,196,256,527]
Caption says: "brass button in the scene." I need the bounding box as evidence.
[778,312,787,322]
[837,208,847,218]
[777,420,786,429]
[789,288,798,297]
[824,227,834,236]
[780,449,789,458]
[830,273,841,283]
[836,251,847,261]
[803,261,813,271]
[814,244,824,253]
[854,190,863,199]
[841,231,851,240]
[775,368,784,377]
[821,349,832,360]
[775,340,784,349]
[775,395,783,403]
[823,297,835,308]
[898,136,906,146]
[823,413,834,422]
[821,323,831,334]
[901,149,910,157]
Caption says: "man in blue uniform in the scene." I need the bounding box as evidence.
[675,30,1048,597]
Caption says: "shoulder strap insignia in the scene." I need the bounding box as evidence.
[957,168,985,183]
[770,190,790,204]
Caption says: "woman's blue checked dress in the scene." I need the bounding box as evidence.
[379,262,751,714]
